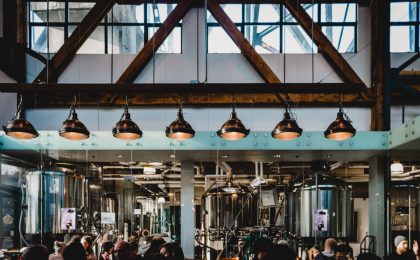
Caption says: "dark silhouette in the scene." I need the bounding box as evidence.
[22,245,49,260]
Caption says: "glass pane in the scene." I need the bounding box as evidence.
[147,4,179,23]
[322,26,355,53]
[321,4,356,23]
[31,26,64,53]
[244,25,279,53]
[244,4,280,23]
[283,25,317,53]
[207,4,242,24]
[148,27,181,53]
[283,5,296,23]
[208,26,240,53]
[68,2,95,23]
[390,2,417,22]
[30,2,65,23]
[112,5,144,23]
[69,26,105,54]
[108,26,145,54]
[283,4,318,23]
[390,26,415,52]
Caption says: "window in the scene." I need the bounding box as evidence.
[390,1,418,52]
[28,2,182,54]
[207,3,357,54]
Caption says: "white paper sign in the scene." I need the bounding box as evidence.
[101,212,116,224]
[134,209,142,215]
[61,208,76,230]
[313,209,328,231]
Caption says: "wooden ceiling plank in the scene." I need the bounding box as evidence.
[32,0,116,84]
[116,0,193,84]
[282,0,364,86]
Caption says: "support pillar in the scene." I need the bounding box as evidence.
[181,160,195,259]
[369,156,390,257]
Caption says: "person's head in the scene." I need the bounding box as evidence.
[69,235,82,244]
[357,252,382,260]
[394,235,409,254]
[81,235,93,249]
[335,244,352,259]
[129,240,139,253]
[63,242,86,260]
[22,245,49,260]
[146,237,166,255]
[307,246,320,258]
[114,240,131,260]
[323,238,337,251]
[264,244,296,260]
[54,241,67,254]
[102,241,114,255]
[253,238,273,260]
[159,242,184,260]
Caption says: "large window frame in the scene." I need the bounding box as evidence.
[27,1,182,54]
[390,0,419,53]
[207,2,357,54]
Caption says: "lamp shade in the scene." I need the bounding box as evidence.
[59,107,90,140]
[390,162,404,174]
[113,105,142,140]
[157,197,166,204]
[324,107,356,141]
[3,97,38,139]
[271,109,302,140]
[217,106,249,140]
[166,106,195,140]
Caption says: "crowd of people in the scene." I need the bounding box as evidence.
[19,234,185,260]
[17,234,420,260]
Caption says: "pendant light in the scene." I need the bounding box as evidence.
[113,102,142,140]
[166,104,195,140]
[217,103,250,141]
[2,95,39,139]
[59,97,90,140]
[324,102,356,141]
[272,102,302,140]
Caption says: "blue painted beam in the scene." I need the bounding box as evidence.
[0,131,389,151]
[389,116,420,150]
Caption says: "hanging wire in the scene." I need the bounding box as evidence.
[204,0,208,83]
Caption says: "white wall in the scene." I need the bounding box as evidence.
[349,198,369,257]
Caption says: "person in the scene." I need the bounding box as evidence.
[252,238,273,260]
[143,237,166,260]
[387,235,420,260]
[49,241,66,260]
[114,240,141,260]
[335,244,352,260]
[263,244,297,260]
[22,245,49,260]
[357,252,381,260]
[314,238,337,260]
[100,241,114,260]
[307,247,320,260]
[159,242,184,260]
[81,235,96,260]
[63,242,86,260]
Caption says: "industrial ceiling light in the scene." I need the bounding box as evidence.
[271,104,302,140]
[59,97,90,140]
[324,103,356,141]
[2,95,39,139]
[113,104,142,140]
[217,104,250,140]
[157,197,166,204]
[390,161,404,174]
[166,105,195,140]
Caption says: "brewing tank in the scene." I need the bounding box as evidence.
[25,171,66,234]
[204,182,257,231]
[287,175,352,238]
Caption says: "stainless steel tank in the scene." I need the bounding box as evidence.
[25,171,66,234]
[204,182,257,230]
[287,175,352,238]
[390,182,420,231]
[65,175,85,209]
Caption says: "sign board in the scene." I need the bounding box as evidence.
[61,208,76,230]
[313,209,328,231]
[134,209,142,215]
[101,212,116,224]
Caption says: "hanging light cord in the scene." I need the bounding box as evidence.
[66,96,77,120]
[12,95,24,120]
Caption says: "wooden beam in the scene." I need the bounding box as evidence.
[394,53,420,74]
[207,0,280,84]
[0,82,366,94]
[116,0,192,83]
[33,0,115,84]
[282,0,364,85]
[370,0,390,131]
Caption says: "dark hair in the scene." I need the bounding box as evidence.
[265,244,296,260]
[102,241,114,253]
[130,240,139,252]
[160,242,184,260]
[357,253,382,260]
[82,235,93,246]
[114,240,131,260]
[252,238,273,254]
[145,237,166,256]
[22,245,49,260]
[63,242,87,260]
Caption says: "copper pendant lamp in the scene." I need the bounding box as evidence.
[271,105,302,140]
[59,98,90,140]
[113,104,142,140]
[166,105,195,140]
[324,103,356,141]
[217,105,249,141]
[3,95,39,139]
